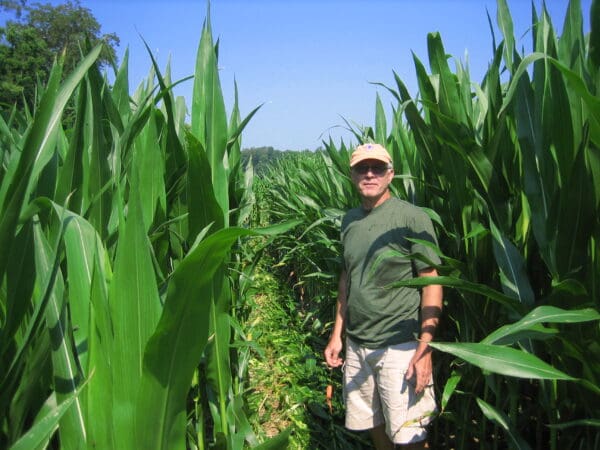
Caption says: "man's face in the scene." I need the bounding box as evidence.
[350,159,394,201]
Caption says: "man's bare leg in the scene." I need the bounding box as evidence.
[369,424,394,450]
[369,424,430,449]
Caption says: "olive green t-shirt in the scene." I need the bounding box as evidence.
[341,197,441,348]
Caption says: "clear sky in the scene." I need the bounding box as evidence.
[14,0,596,150]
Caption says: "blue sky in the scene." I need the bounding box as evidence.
[10,0,594,150]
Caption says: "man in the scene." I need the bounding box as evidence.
[324,143,443,449]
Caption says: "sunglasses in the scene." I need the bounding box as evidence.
[352,163,391,176]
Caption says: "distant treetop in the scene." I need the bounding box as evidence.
[0,0,119,109]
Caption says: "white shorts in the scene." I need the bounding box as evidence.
[343,338,437,444]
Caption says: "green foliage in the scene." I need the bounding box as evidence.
[244,267,369,450]
[241,147,316,175]
[0,0,119,109]
[0,4,291,450]
[1,0,599,449]
[254,1,600,448]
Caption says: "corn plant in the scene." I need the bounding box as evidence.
[256,0,600,448]
[0,4,291,450]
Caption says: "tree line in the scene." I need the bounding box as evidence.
[0,0,118,109]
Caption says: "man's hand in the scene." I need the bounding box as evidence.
[405,345,432,394]
[324,336,344,368]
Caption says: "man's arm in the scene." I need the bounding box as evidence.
[324,270,348,368]
[406,267,443,394]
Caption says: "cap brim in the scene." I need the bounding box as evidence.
[350,154,391,167]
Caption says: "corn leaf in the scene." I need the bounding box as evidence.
[135,223,299,450]
[496,0,515,73]
[476,397,531,449]
[429,342,577,380]
[552,148,596,276]
[489,219,534,305]
[482,306,600,344]
[108,186,162,448]
[206,276,232,435]
[0,45,102,283]
[85,249,114,450]
[8,390,83,450]
[33,222,86,449]
[427,32,463,121]
[132,109,166,232]
[390,275,524,314]
[441,371,461,412]
[186,129,224,240]
[82,59,113,239]
[374,92,386,144]
[54,83,86,211]
[135,227,257,449]
[191,11,229,223]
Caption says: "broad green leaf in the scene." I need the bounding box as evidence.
[482,306,600,344]
[132,109,166,232]
[84,250,115,450]
[427,32,462,121]
[191,10,229,225]
[545,56,600,147]
[429,342,576,380]
[496,0,515,73]
[108,187,161,449]
[390,275,524,314]
[441,371,461,412]
[186,130,224,240]
[54,82,86,211]
[136,224,298,450]
[5,332,53,448]
[9,389,83,450]
[206,275,232,436]
[489,219,534,305]
[0,45,102,283]
[112,47,131,118]
[139,37,187,206]
[506,53,557,274]
[58,209,98,371]
[589,144,600,209]
[552,148,596,276]
[81,57,113,240]
[33,222,86,449]
[1,222,35,351]
[500,52,546,116]
[374,92,386,143]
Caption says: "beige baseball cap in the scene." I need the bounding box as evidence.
[349,143,392,167]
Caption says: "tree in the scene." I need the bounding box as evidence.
[0,0,119,109]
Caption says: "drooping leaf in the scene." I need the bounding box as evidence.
[429,342,576,380]
[476,397,532,449]
[136,222,299,450]
[489,219,534,306]
[482,306,600,345]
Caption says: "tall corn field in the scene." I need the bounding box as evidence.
[1,0,599,449]
[257,0,600,448]
[0,6,292,450]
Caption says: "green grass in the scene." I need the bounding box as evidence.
[243,261,372,449]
